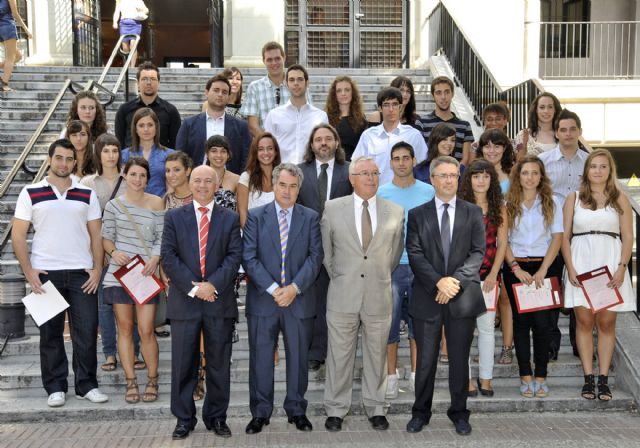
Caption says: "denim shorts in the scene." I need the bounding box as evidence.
[388,264,414,343]
[103,286,159,305]
[0,20,17,42]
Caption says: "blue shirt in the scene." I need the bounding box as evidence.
[377,180,435,264]
[500,178,510,194]
[121,145,175,198]
[508,195,563,257]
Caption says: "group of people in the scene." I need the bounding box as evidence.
[11,39,635,441]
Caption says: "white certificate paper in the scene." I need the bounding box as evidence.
[114,255,164,305]
[481,281,499,311]
[513,277,561,313]
[21,281,70,326]
[577,266,623,314]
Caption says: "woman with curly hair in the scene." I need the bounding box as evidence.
[324,76,366,161]
[514,92,562,159]
[367,75,422,130]
[65,91,108,141]
[459,159,507,397]
[503,155,563,398]
[561,149,635,401]
[476,128,514,194]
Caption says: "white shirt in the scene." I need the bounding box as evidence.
[204,111,226,163]
[353,194,378,246]
[263,100,328,164]
[435,195,456,239]
[193,199,215,226]
[315,158,335,202]
[352,122,428,185]
[509,195,564,257]
[538,144,587,202]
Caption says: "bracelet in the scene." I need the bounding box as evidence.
[618,262,628,268]
[110,248,116,256]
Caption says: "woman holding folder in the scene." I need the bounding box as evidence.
[561,149,635,401]
[503,155,563,398]
[102,157,165,404]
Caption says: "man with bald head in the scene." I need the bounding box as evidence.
[161,165,242,440]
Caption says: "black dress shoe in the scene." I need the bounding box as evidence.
[454,419,472,436]
[172,421,196,440]
[477,378,495,397]
[406,416,428,433]
[549,346,559,361]
[324,416,343,432]
[288,414,313,431]
[308,360,324,371]
[245,417,269,434]
[368,415,389,431]
[205,419,232,437]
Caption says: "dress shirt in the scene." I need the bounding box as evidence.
[206,111,226,139]
[352,123,427,185]
[266,202,295,295]
[538,145,588,202]
[509,195,564,257]
[263,101,329,164]
[353,194,378,246]
[193,198,215,227]
[435,195,456,240]
[315,158,335,202]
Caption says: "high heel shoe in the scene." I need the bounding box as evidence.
[477,378,494,397]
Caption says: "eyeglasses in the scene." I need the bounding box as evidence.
[431,173,459,180]
[381,102,401,110]
[79,105,96,111]
[140,77,158,83]
[352,171,381,178]
[275,87,281,105]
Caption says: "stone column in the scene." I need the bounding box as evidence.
[523,0,541,79]
[25,0,73,65]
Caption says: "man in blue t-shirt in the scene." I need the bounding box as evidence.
[377,141,435,398]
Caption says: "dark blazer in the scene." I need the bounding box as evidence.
[407,198,486,319]
[175,112,252,174]
[242,202,324,319]
[296,160,353,213]
[161,203,243,320]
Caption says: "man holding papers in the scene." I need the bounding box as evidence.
[161,165,242,439]
[12,139,108,407]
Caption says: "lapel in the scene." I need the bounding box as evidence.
[450,200,466,257]
[183,205,200,261]
[205,204,223,258]
[223,114,233,137]
[368,196,388,253]
[286,205,304,258]
[329,162,345,198]
[263,202,282,255]
[340,195,362,252]
[425,200,444,259]
[303,162,319,194]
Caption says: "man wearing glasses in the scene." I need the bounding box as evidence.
[115,61,182,148]
[321,156,405,432]
[352,87,427,185]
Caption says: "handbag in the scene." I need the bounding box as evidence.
[115,198,167,327]
[134,0,149,21]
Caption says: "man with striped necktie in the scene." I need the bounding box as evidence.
[242,163,324,434]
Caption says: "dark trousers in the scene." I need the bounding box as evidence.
[38,270,98,396]
[247,309,313,418]
[170,316,234,425]
[308,267,329,362]
[502,257,563,378]
[412,306,475,423]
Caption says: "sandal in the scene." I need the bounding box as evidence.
[498,345,513,365]
[520,380,534,398]
[101,356,117,372]
[0,79,12,92]
[193,365,205,401]
[597,375,612,401]
[125,377,140,404]
[534,380,549,398]
[581,374,596,400]
[134,358,146,370]
[142,375,159,402]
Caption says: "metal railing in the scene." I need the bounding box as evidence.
[540,21,639,79]
[620,183,640,316]
[0,35,140,252]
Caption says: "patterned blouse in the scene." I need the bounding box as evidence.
[165,192,193,210]
[479,214,498,280]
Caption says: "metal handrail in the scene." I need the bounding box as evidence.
[95,34,141,104]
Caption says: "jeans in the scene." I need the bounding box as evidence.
[388,264,414,344]
[474,310,496,380]
[38,270,99,396]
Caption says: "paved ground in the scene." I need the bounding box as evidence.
[1,412,639,448]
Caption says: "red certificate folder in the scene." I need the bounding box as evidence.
[114,254,165,305]
[481,281,499,311]
[576,266,623,314]
[512,277,562,314]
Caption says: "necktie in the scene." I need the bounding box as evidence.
[279,209,289,286]
[318,163,329,213]
[441,203,451,272]
[361,200,372,252]
[198,207,209,279]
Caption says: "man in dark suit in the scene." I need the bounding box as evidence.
[297,123,352,371]
[161,165,242,440]
[175,74,252,173]
[242,163,324,434]
[405,156,486,436]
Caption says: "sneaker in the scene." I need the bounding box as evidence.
[409,372,416,392]
[77,388,109,403]
[385,372,399,399]
[47,392,66,407]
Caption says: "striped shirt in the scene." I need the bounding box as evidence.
[538,145,588,203]
[102,198,165,287]
[418,112,473,162]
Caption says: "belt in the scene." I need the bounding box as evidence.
[572,230,620,239]
[514,257,544,263]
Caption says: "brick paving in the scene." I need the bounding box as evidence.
[1,412,640,448]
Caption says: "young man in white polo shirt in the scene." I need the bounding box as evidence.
[12,139,108,407]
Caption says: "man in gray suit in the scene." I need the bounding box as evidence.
[321,156,405,432]
[297,124,353,371]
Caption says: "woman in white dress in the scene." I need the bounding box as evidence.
[561,148,635,401]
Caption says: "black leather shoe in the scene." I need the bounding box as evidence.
[548,346,559,361]
[205,419,232,437]
[245,417,269,434]
[288,414,313,431]
[172,420,196,440]
[454,419,472,436]
[477,378,495,397]
[368,415,389,431]
[308,360,324,371]
[406,416,428,433]
[324,416,343,432]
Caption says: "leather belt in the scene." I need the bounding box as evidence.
[572,230,619,239]
[514,257,544,263]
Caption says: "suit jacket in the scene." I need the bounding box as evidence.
[175,112,252,174]
[296,160,353,213]
[406,198,486,320]
[321,195,404,316]
[242,202,324,319]
[161,203,242,320]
